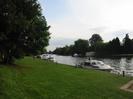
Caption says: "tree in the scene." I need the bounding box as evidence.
[0,0,50,64]
[107,37,121,54]
[53,45,74,56]
[73,39,89,56]
[89,34,103,51]
[89,34,103,46]
[122,34,133,54]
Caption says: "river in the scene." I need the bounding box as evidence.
[45,54,133,76]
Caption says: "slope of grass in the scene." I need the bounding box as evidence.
[0,57,132,99]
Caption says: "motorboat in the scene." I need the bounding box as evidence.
[73,53,79,57]
[41,54,54,61]
[82,59,114,71]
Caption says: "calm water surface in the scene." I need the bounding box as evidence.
[50,55,133,76]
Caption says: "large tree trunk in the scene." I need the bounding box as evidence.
[0,50,14,64]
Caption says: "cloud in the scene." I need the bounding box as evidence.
[67,0,133,30]
[47,37,76,51]
[40,0,133,50]
[49,17,92,39]
[49,0,133,38]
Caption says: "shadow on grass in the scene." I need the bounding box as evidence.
[0,74,10,98]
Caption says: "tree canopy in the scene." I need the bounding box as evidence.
[107,37,121,54]
[73,39,89,56]
[89,34,103,46]
[122,34,133,54]
[0,0,50,64]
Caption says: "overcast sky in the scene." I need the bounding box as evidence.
[39,0,133,51]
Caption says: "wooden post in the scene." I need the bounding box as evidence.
[122,71,125,77]
[75,64,78,68]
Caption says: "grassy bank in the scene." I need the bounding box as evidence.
[0,57,132,99]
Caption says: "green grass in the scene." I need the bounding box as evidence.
[0,57,132,99]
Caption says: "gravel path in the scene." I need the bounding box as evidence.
[120,80,133,92]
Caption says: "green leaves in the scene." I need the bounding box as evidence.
[0,0,50,63]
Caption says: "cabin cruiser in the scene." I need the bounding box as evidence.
[82,59,114,71]
[41,54,54,61]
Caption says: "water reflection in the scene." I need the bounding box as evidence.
[94,57,133,76]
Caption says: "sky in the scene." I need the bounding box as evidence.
[39,0,133,51]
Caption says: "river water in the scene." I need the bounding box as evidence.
[47,54,133,76]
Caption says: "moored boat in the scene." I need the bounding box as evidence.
[82,59,114,71]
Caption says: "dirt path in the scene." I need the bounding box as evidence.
[120,80,133,92]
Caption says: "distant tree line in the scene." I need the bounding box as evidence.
[53,34,133,56]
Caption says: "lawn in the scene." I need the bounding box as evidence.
[0,57,132,99]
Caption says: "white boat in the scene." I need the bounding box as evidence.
[73,53,79,57]
[83,59,114,71]
[41,54,54,61]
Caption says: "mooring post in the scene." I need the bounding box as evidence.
[122,71,125,77]
[75,64,78,68]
